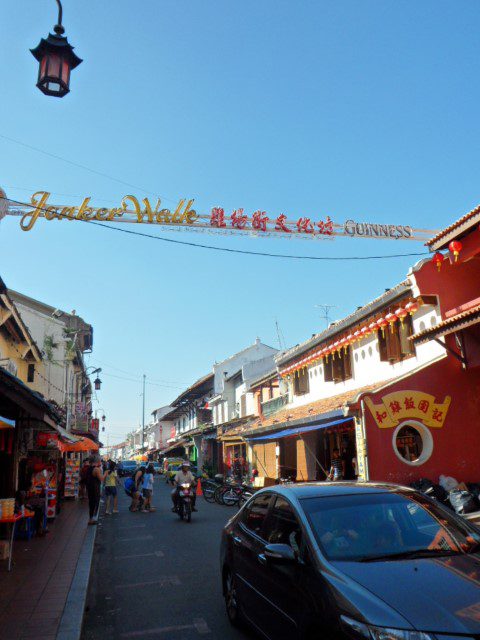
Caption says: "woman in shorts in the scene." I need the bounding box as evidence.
[104,460,119,514]
[142,463,155,512]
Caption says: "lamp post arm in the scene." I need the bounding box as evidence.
[54,0,65,35]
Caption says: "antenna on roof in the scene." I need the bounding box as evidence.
[315,304,338,329]
[274,318,286,350]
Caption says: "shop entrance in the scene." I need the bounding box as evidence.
[320,422,357,480]
[279,437,297,480]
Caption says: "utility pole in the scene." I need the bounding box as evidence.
[142,374,146,452]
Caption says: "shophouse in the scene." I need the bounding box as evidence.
[160,374,214,467]
[350,207,480,485]
[210,339,279,475]
[8,288,95,439]
[243,282,443,483]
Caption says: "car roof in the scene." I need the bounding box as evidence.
[260,481,414,500]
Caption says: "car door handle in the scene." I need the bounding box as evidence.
[258,553,267,566]
[232,535,242,546]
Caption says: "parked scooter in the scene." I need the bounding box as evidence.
[177,483,194,522]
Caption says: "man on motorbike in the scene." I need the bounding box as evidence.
[171,461,197,512]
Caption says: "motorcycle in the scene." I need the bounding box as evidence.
[177,483,194,522]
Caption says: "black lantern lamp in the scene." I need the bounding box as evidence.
[30,0,82,98]
[94,376,102,391]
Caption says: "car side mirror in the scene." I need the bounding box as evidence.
[264,543,296,564]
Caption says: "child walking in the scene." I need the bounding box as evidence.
[104,460,119,514]
[142,463,155,512]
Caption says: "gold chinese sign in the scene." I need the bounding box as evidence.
[365,391,451,429]
[19,191,198,232]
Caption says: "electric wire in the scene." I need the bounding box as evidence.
[2,196,431,262]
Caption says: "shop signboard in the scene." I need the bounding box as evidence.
[364,391,451,430]
[36,432,59,448]
[6,190,437,243]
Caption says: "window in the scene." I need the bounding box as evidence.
[264,496,302,555]
[243,493,272,536]
[302,492,480,562]
[393,422,433,466]
[332,347,353,383]
[378,315,415,364]
[323,357,333,382]
[27,363,35,383]
[294,369,309,395]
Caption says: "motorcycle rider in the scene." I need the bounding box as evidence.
[171,461,197,512]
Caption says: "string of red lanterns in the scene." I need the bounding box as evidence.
[279,301,420,377]
[431,240,463,272]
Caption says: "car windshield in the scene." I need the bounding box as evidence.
[301,491,480,562]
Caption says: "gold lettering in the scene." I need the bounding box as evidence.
[20,191,51,231]
[156,209,171,223]
[59,206,77,220]
[76,198,95,220]
[172,199,186,223]
[44,206,59,220]
[141,198,162,223]
[106,207,123,221]
[122,195,144,222]
[95,208,108,220]
[184,199,197,224]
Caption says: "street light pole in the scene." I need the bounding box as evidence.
[142,374,146,452]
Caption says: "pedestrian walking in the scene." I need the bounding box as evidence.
[104,460,119,514]
[142,463,155,512]
[86,455,105,525]
[79,458,90,499]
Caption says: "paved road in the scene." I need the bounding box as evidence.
[82,477,254,640]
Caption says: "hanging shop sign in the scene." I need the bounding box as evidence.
[364,391,451,429]
[3,190,438,242]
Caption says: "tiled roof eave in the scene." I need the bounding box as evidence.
[426,205,480,249]
[411,306,480,344]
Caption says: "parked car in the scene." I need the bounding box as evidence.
[117,460,137,477]
[221,482,480,640]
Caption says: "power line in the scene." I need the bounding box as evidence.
[3,197,431,262]
[88,358,190,385]
[0,133,176,203]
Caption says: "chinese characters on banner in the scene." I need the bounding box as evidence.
[364,391,451,429]
[210,207,334,236]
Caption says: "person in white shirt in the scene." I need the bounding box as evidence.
[171,462,197,512]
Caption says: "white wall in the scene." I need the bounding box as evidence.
[13,301,68,405]
[288,306,445,409]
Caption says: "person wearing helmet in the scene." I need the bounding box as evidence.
[171,461,197,512]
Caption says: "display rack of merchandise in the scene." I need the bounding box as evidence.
[64,453,80,498]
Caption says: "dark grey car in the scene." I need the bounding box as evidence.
[220,482,480,640]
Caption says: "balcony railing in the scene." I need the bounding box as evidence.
[261,394,288,418]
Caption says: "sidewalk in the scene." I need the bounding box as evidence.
[0,499,91,640]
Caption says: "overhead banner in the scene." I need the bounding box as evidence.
[3,190,438,242]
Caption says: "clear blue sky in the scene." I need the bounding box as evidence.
[1,1,480,444]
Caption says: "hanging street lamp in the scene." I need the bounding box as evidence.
[94,376,102,391]
[30,0,82,98]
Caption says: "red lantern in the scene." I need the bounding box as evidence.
[449,240,463,262]
[369,321,378,334]
[433,252,445,272]
[385,312,398,333]
[377,317,389,337]
[353,330,362,342]
[405,301,419,316]
[361,326,369,339]
[395,307,408,326]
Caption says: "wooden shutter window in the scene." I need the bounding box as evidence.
[323,357,334,382]
[343,347,353,380]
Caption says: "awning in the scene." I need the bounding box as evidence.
[58,436,99,453]
[161,439,188,454]
[412,303,480,345]
[247,417,353,442]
